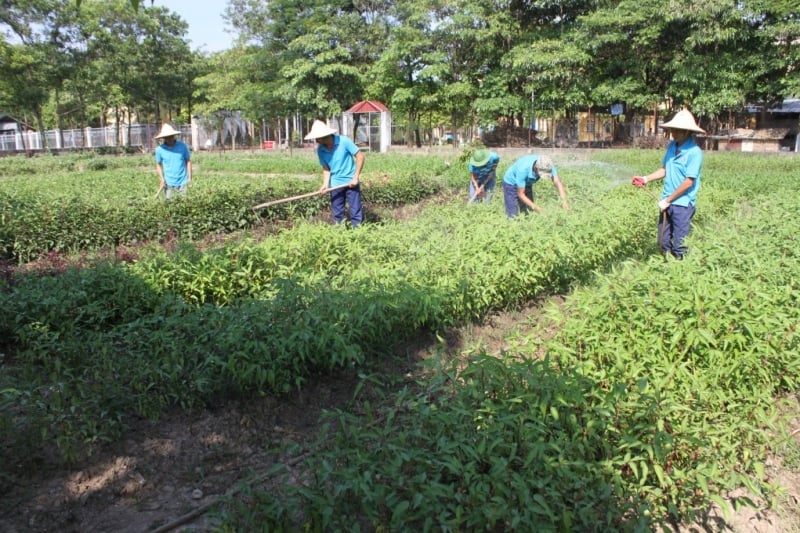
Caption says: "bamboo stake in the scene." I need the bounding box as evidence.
[153,183,165,200]
[252,184,349,211]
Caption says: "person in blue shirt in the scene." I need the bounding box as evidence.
[632,109,704,259]
[154,123,192,201]
[502,154,569,218]
[305,120,366,227]
[468,148,500,203]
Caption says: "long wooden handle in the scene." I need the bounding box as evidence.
[252,184,349,211]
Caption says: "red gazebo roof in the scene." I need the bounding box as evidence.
[346,100,389,113]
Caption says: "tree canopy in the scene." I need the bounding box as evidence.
[3,0,798,143]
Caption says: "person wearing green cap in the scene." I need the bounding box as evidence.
[468,148,500,203]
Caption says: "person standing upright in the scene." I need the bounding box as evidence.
[305,120,366,227]
[154,123,192,201]
[632,109,705,259]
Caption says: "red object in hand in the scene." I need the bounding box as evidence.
[631,176,646,188]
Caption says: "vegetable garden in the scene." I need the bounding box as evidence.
[1,149,799,531]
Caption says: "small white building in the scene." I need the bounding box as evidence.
[342,100,392,153]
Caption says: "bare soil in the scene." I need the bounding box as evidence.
[2,307,798,533]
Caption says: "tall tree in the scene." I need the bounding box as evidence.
[574,0,800,133]
[75,1,195,127]
[0,43,52,150]
[425,0,523,144]
[365,0,439,146]
[0,1,81,149]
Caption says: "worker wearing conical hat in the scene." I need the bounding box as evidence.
[632,109,705,259]
[154,123,192,201]
[305,120,366,227]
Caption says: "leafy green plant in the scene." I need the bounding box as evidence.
[1,150,798,531]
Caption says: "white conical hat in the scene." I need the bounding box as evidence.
[661,110,705,134]
[304,120,337,140]
[155,123,181,139]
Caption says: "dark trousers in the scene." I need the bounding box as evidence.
[502,182,534,218]
[659,204,695,258]
[331,184,363,227]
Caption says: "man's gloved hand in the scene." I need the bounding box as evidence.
[631,176,647,188]
[658,199,670,211]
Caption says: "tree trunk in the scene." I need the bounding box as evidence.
[55,87,64,150]
[34,108,48,154]
[127,112,132,148]
[653,105,659,136]
[78,92,87,150]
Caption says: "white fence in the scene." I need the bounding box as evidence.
[0,124,195,153]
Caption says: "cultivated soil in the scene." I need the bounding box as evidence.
[1,195,799,533]
[3,303,799,533]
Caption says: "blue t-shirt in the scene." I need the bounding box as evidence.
[502,155,558,188]
[316,135,360,187]
[469,152,500,187]
[155,140,191,187]
[661,137,702,207]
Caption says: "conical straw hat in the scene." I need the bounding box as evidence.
[661,110,705,134]
[304,120,338,140]
[155,123,181,139]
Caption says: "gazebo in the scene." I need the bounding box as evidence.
[342,100,392,152]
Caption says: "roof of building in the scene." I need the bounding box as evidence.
[346,100,389,113]
[710,127,795,140]
[769,98,800,114]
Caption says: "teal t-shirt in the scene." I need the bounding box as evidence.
[317,135,360,187]
[468,152,500,187]
[661,137,702,207]
[502,155,558,188]
[155,141,191,187]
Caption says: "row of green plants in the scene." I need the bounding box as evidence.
[1,150,798,530]
[218,181,800,531]
[0,152,681,468]
[0,151,454,262]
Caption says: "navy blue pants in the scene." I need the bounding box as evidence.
[659,204,695,258]
[503,182,534,218]
[331,184,363,227]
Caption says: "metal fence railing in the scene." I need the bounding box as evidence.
[0,124,193,153]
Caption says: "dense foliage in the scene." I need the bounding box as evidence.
[2,1,799,146]
[0,150,453,263]
[1,150,799,530]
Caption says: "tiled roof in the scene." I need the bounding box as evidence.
[346,100,389,113]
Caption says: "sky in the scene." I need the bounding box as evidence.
[157,0,235,53]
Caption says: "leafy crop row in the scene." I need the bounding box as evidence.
[1,150,798,530]
[0,151,454,262]
[221,167,800,530]
[0,166,665,462]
